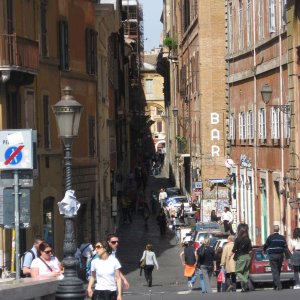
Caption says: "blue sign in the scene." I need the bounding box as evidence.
[4,146,23,165]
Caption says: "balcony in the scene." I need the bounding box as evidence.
[0,34,39,74]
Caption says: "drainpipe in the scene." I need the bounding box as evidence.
[252,0,258,245]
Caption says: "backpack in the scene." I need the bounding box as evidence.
[20,249,35,278]
[85,253,97,281]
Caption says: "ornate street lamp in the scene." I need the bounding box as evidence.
[52,86,85,300]
[261,83,272,104]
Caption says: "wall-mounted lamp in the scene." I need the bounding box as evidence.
[259,182,265,193]
[283,175,290,186]
[261,84,272,104]
[172,106,179,118]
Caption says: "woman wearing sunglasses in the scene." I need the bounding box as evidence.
[87,241,122,300]
[30,242,62,278]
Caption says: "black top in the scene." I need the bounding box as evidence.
[237,223,249,233]
[232,236,252,260]
[197,245,215,267]
[211,215,219,222]
[184,246,196,265]
[263,232,287,255]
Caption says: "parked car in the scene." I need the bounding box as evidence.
[192,222,228,249]
[213,238,228,252]
[248,247,294,290]
[165,187,182,199]
[166,196,190,212]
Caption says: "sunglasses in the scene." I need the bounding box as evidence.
[44,250,52,254]
[110,241,119,245]
[95,245,104,249]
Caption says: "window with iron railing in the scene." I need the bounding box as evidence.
[271,107,280,139]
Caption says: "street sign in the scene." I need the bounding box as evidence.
[0,170,34,187]
[0,130,34,170]
[194,181,202,189]
[0,187,30,228]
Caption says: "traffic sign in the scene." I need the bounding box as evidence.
[0,130,34,170]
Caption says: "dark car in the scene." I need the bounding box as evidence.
[248,247,294,290]
[165,187,181,198]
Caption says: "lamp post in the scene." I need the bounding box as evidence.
[52,86,85,300]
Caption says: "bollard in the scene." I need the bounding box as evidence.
[148,289,152,300]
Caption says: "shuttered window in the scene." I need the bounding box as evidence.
[59,19,69,70]
[86,28,97,75]
[268,0,276,33]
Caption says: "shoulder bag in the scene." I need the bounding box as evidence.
[140,251,147,269]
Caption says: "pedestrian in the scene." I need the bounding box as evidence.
[221,207,234,234]
[237,219,249,234]
[79,237,94,280]
[178,203,185,224]
[232,227,252,292]
[215,246,224,292]
[289,227,300,289]
[180,240,197,290]
[156,208,167,236]
[158,188,167,208]
[30,242,63,278]
[221,235,236,292]
[142,201,151,229]
[87,240,122,300]
[107,233,130,289]
[140,244,159,287]
[120,191,132,224]
[195,238,215,293]
[263,225,288,290]
[210,210,219,222]
[21,235,43,277]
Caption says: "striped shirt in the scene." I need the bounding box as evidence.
[263,232,287,254]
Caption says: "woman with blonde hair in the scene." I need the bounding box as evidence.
[140,244,159,287]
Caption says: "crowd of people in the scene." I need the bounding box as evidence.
[179,221,300,293]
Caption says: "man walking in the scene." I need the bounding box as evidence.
[222,207,234,235]
[263,225,288,290]
[107,233,130,289]
[158,188,167,208]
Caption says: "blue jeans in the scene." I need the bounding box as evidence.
[190,268,206,292]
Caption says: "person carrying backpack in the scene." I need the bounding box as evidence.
[79,238,93,281]
[21,235,43,277]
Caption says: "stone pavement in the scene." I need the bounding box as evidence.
[116,170,197,298]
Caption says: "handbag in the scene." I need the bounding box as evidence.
[140,252,147,268]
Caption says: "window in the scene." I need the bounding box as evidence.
[183,0,190,32]
[43,95,51,149]
[238,0,244,50]
[157,121,162,133]
[268,0,276,33]
[6,0,14,33]
[228,3,233,52]
[247,110,254,140]
[229,113,235,140]
[282,0,287,26]
[247,0,251,47]
[89,116,96,157]
[24,89,35,129]
[239,112,246,140]
[283,111,290,139]
[86,28,97,75]
[157,108,163,116]
[258,108,266,139]
[271,107,280,139]
[40,0,48,57]
[59,18,69,70]
[145,79,153,94]
[258,0,264,39]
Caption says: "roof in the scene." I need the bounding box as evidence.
[144,54,158,65]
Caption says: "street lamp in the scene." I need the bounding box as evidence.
[261,83,272,104]
[52,86,85,300]
[259,182,265,193]
[172,106,178,118]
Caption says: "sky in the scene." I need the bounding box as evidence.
[140,0,163,52]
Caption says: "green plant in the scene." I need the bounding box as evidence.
[176,135,187,153]
[163,37,178,50]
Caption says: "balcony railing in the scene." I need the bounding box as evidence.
[0,34,39,73]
